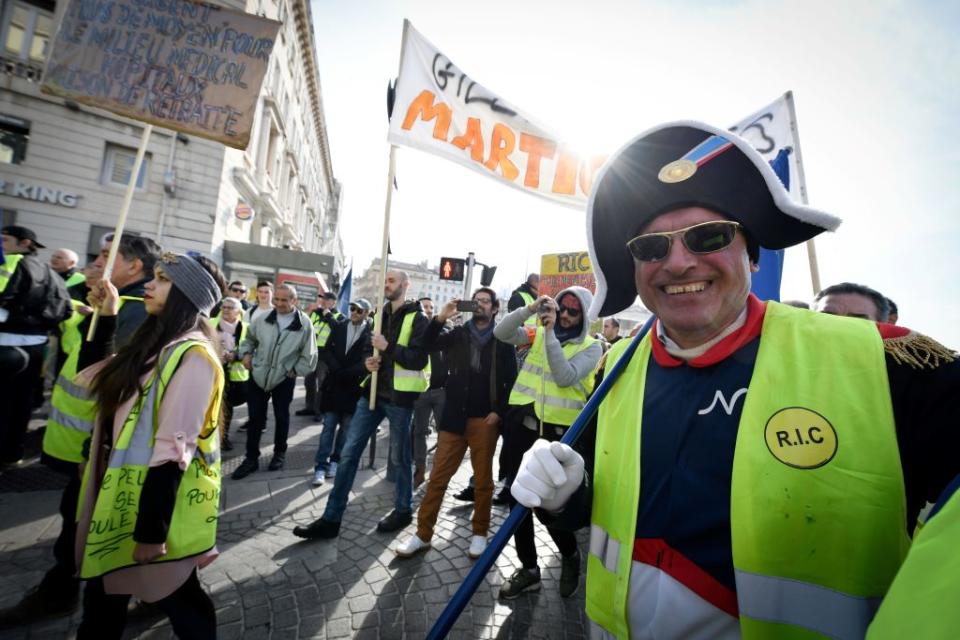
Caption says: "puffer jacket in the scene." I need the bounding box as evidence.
[240,308,317,391]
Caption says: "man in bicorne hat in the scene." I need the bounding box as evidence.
[509,121,960,639]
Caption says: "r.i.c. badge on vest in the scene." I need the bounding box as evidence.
[763,407,838,469]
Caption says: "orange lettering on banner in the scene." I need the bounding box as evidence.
[451,117,485,162]
[519,133,557,188]
[551,151,578,195]
[484,124,520,181]
[401,90,452,141]
[578,155,607,196]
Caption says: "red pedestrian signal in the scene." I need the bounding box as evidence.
[438,257,465,281]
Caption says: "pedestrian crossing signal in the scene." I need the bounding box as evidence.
[438,257,465,281]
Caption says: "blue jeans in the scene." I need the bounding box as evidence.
[314,411,353,471]
[322,396,414,522]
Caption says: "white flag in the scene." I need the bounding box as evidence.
[387,20,603,209]
[729,92,806,203]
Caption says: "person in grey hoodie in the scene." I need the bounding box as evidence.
[233,284,317,478]
[493,285,602,600]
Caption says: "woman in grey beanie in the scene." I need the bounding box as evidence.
[71,252,227,639]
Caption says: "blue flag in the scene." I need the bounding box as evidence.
[336,265,352,316]
[749,148,791,301]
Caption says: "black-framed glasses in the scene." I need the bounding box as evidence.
[558,305,581,317]
[626,220,741,262]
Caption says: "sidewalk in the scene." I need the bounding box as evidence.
[0,385,589,639]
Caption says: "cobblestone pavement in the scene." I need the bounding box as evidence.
[0,386,589,639]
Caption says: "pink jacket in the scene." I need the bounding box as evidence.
[75,331,220,601]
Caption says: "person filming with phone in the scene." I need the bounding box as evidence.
[492,285,602,600]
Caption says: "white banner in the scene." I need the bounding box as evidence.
[387,20,603,209]
[729,92,806,202]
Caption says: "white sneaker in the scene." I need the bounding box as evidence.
[468,535,487,559]
[311,469,325,486]
[394,535,430,558]
[326,462,338,478]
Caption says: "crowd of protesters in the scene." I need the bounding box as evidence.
[1,212,955,638]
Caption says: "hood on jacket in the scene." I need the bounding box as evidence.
[263,308,307,330]
[380,299,425,321]
[552,285,594,344]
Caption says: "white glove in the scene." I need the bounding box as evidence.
[511,439,584,512]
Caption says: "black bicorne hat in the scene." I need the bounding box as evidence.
[586,121,841,317]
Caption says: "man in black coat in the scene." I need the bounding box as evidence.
[311,298,372,486]
[393,287,518,559]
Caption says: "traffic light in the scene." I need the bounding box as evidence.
[438,257,465,281]
[480,265,497,286]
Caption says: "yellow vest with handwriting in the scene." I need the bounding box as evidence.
[78,339,224,578]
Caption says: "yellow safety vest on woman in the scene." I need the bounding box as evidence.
[508,327,596,425]
[586,302,909,639]
[216,317,250,382]
[43,296,142,464]
[78,339,224,579]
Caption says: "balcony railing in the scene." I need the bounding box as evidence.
[0,54,44,83]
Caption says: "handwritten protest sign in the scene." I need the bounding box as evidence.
[539,251,595,298]
[41,0,280,149]
[388,20,605,209]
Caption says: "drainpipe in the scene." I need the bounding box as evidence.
[156,132,178,242]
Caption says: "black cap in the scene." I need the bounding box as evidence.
[321,291,337,301]
[587,121,841,317]
[2,225,45,249]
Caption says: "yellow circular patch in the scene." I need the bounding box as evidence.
[764,407,837,469]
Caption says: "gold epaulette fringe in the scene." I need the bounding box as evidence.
[884,332,958,370]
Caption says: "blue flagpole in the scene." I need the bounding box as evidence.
[426,316,656,639]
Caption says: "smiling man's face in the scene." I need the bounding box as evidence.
[633,206,753,349]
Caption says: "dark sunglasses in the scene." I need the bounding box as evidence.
[350,306,364,313]
[557,305,581,317]
[626,221,741,262]
[229,287,246,293]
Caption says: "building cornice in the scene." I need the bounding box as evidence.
[291,0,335,197]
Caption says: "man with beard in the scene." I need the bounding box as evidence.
[293,270,429,538]
[394,288,517,560]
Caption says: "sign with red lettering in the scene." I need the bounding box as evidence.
[41,0,280,149]
[539,251,595,298]
[387,20,605,209]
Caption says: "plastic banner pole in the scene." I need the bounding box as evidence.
[426,316,656,639]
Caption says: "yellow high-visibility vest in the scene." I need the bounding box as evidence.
[586,303,907,639]
[78,339,224,579]
[508,327,596,425]
[0,254,23,293]
[43,296,142,464]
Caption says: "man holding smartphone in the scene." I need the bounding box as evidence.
[395,288,517,559]
[492,285,602,599]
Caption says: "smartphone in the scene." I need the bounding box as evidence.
[537,301,551,313]
[456,300,478,313]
